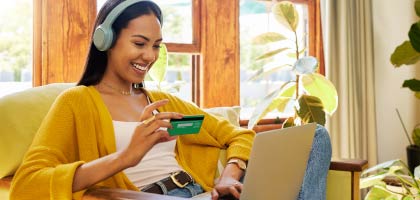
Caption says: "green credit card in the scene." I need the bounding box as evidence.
[168,115,204,136]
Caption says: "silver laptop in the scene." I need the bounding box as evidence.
[192,123,316,200]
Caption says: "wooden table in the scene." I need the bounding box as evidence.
[82,188,188,200]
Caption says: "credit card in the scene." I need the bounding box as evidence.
[168,115,204,136]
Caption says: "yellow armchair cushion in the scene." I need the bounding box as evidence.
[0,83,74,178]
[204,106,241,127]
[203,106,242,176]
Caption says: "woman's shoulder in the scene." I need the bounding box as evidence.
[60,85,89,96]
[56,85,95,103]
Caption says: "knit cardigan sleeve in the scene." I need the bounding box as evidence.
[9,86,138,199]
[9,88,88,200]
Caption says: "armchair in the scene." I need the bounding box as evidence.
[0,83,367,199]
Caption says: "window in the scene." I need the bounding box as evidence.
[97,0,197,102]
[147,0,197,102]
[239,0,323,119]
[0,0,33,97]
[34,0,322,120]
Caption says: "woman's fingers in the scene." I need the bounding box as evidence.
[154,112,184,120]
[136,120,175,142]
[140,99,169,121]
[141,117,171,130]
[212,178,242,200]
[228,185,241,199]
[211,189,219,200]
[140,112,183,133]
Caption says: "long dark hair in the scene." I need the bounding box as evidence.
[77,0,162,86]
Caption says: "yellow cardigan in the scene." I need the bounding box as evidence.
[10,86,255,199]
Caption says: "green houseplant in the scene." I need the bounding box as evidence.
[360,159,420,200]
[359,1,420,199]
[247,1,338,129]
[390,1,420,99]
[390,0,420,174]
[146,44,186,93]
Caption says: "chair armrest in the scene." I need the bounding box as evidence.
[330,159,368,171]
[326,159,368,200]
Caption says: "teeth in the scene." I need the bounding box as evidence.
[133,63,148,71]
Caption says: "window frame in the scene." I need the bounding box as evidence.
[33,0,323,113]
[239,0,325,127]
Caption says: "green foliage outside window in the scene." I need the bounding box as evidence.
[0,0,32,81]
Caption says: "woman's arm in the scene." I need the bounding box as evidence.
[211,162,245,200]
[72,99,183,192]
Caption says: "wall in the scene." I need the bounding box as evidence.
[372,0,420,163]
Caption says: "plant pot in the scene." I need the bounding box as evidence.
[406,145,420,173]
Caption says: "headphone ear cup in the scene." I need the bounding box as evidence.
[93,25,114,51]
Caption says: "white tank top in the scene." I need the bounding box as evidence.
[113,120,183,188]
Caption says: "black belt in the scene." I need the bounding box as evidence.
[141,171,194,194]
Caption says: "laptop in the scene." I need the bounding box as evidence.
[191,123,316,200]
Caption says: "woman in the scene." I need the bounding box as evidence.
[10,0,331,199]
[11,1,252,199]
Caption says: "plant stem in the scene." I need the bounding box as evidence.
[294,31,299,61]
[396,108,414,145]
[294,31,300,120]
[400,161,419,189]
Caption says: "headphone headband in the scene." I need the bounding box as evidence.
[101,0,148,28]
[93,0,158,51]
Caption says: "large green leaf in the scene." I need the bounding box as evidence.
[296,95,326,126]
[301,73,338,115]
[416,0,420,17]
[282,117,296,128]
[277,83,296,100]
[148,44,168,86]
[361,159,404,177]
[413,127,420,149]
[390,41,420,67]
[403,196,415,200]
[360,165,404,189]
[294,56,318,75]
[363,186,398,200]
[409,22,420,52]
[272,1,299,32]
[256,47,289,60]
[252,32,288,45]
[247,82,296,129]
[360,174,388,190]
[287,47,306,59]
[402,78,420,92]
[247,64,290,81]
[416,92,420,99]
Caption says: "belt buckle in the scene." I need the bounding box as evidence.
[170,171,189,188]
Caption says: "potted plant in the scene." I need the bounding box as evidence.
[360,159,420,199]
[247,1,338,129]
[402,118,420,173]
[390,0,420,173]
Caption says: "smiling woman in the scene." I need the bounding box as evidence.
[0,0,33,97]
[97,0,195,101]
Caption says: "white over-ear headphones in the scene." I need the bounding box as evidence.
[93,0,155,51]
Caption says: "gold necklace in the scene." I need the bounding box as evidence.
[101,82,133,95]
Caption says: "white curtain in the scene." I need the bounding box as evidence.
[322,0,378,166]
